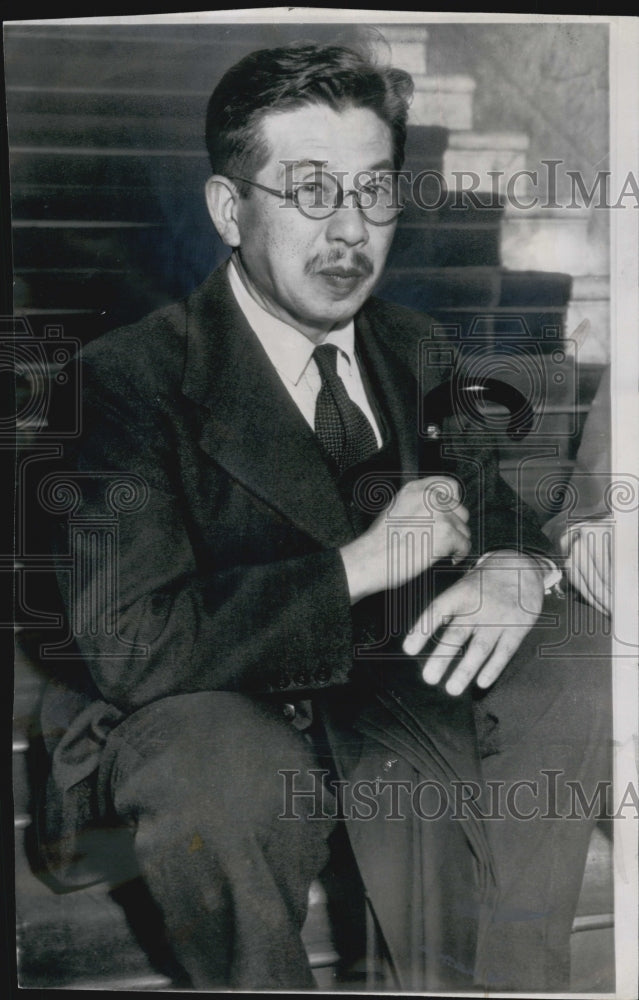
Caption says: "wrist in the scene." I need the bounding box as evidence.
[339,538,377,605]
[473,549,560,594]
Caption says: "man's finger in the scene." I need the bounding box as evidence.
[452,514,471,540]
[442,632,500,696]
[450,538,471,566]
[403,591,454,656]
[475,632,519,690]
[421,623,473,686]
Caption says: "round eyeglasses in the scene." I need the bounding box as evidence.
[229,170,404,226]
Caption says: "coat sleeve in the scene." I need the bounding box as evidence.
[48,361,354,715]
[451,439,554,561]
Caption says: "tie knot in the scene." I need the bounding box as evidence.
[313,343,379,474]
[313,343,340,380]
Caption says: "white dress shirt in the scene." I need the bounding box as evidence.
[227,258,383,448]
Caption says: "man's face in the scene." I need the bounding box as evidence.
[232,104,398,342]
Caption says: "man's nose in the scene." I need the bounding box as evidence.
[324,197,369,245]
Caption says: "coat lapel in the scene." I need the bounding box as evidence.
[181,268,437,548]
[181,268,354,547]
[355,307,419,478]
[355,299,445,478]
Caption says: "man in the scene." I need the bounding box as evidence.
[39,43,611,992]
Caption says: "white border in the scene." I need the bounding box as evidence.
[609,15,639,1000]
[5,10,638,999]
[5,8,615,27]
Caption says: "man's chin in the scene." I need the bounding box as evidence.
[324,283,376,323]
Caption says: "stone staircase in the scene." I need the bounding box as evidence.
[7,19,612,991]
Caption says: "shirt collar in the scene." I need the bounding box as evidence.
[227,256,356,386]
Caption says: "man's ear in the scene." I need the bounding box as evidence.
[205,176,241,247]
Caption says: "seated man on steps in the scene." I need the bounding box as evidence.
[38,41,612,992]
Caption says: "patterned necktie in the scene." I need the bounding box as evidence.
[313,343,379,474]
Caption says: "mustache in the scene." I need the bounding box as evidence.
[304,251,374,276]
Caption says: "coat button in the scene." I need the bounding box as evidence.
[276,673,291,689]
[293,671,310,687]
[315,666,331,684]
[282,703,296,721]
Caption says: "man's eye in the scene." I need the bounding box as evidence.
[295,182,324,195]
[294,182,332,207]
[367,178,394,193]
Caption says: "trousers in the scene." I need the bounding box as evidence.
[96,594,612,991]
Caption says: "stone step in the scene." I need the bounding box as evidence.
[570,825,614,992]
[6,86,209,121]
[378,267,500,314]
[443,131,530,193]
[386,211,501,266]
[378,264,571,344]
[570,925,614,993]
[401,191,505,226]
[566,276,610,365]
[403,123,449,167]
[11,223,226,323]
[10,146,210,189]
[15,824,340,989]
[15,834,190,989]
[3,22,362,93]
[408,74,476,130]
[499,268,572,307]
[7,110,209,151]
[576,826,613,918]
[370,24,429,76]
[11,184,197,224]
[381,266,571,312]
[501,206,605,277]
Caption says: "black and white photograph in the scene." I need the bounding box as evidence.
[5,9,639,996]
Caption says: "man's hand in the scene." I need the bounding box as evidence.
[403,550,545,696]
[560,522,612,617]
[340,476,471,604]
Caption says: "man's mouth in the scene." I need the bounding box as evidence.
[316,268,370,297]
[319,266,366,280]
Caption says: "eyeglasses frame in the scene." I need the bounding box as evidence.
[227,170,405,227]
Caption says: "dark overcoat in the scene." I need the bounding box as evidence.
[37,266,553,989]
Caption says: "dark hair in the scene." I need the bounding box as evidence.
[205,43,414,191]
